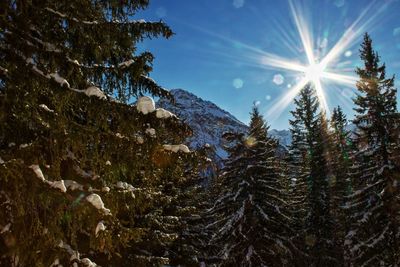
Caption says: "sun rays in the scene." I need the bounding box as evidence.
[264,0,390,119]
[171,0,393,123]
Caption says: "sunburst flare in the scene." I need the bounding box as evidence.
[263,0,388,119]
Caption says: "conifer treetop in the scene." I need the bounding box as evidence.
[0,0,174,101]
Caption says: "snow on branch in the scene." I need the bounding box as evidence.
[95,221,106,237]
[86,193,111,215]
[136,96,155,114]
[45,7,99,25]
[58,240,99,267]
[155,108,176,119]
[163,144,191,153]
[45,7,170,29]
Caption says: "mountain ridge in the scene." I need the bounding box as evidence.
[157,89,292,160]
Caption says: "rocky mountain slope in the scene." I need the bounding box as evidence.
[157,89,291,161]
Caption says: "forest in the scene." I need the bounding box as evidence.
[0,1,399,266]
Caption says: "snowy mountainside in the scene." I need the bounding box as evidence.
[269,129,292,148]
[157,89,291,159]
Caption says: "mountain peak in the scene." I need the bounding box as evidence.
[158,88,291,159]
[158,89,247,159]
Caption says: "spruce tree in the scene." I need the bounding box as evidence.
[0,1,204,266]
[288,84,334,265]
[206,106,294,266]
[329,106,353,262]
[345,33,400,266]
[0,0,173,100]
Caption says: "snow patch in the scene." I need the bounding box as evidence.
[39,104,54,113]
[64,180,83,191]
[81,258,98,267]
[115,181,135,193]
[19,143,30,149]
[29,164,45,181]
[136,96,155,114]
[118,59,135,68]
[47,180,67,193]
[102,186,110,192]
[86,194,111,215]
[84,86,106,99]
[95,221,106,237]
[145,128,156,137]
[50,73,70,88]
[155,108,175,119]
[163,144,190,153]
[1,223,11,234]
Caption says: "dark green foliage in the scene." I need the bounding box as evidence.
[206,106,294,266]
[288,84,334,265]
[0,79,204,266]
[329,106,353,262]
[0,1,206,266]
[0,0,173,101]
[345,33,400,266]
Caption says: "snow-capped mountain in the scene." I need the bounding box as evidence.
[157,89,291,160]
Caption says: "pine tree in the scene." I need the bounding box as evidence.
[287,84,334,265]
[0,1,205,266]
[206,106,294,266]
[329,106,353,262]
[345,33,400,266]
[287,86,312,257]
[0,0,173,100]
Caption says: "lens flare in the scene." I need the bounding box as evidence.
[173,0,391,121]
[264,0,389,119]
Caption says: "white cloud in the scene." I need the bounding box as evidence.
[255,100,261,106]
[265,95,272,101]
[233,0,245,8]
[233,78,244,89]
[273,74,284,85]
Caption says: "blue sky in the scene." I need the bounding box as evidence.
[138,0,400,129]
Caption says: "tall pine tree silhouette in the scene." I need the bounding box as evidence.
[330,106,353,262]
[345,33,400,266]
[288,84,334,265]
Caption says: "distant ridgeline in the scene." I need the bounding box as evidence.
[157,89,291,163]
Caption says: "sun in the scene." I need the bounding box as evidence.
[305,63,325,84]
[258,0,387,119]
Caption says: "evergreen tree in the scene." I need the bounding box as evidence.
[329,106,353,262]
[287,87,312,256]
[288,84,334,265]
[0,1,204,266]
[0,0,173,100]
[345,33,400,266]
[206,106,294,266]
